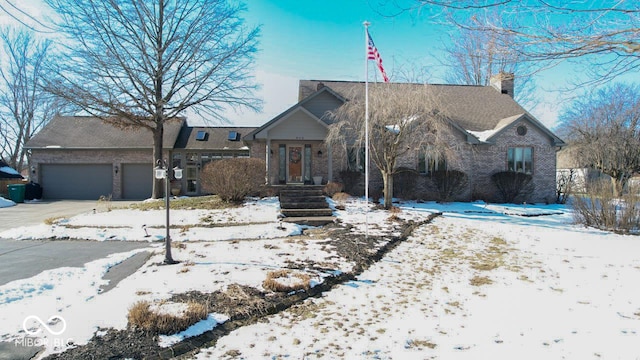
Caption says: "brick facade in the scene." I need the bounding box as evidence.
[290,119,559,204]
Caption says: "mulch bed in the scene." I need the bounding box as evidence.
[45,213,440,360]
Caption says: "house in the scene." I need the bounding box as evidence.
[244,75,565,203]
[26,116,255,199]
[27,74,564,203]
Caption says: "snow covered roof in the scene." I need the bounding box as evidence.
[0,161,23,179]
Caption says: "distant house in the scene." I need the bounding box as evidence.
[244,75,565,203]
[26,116,255,199]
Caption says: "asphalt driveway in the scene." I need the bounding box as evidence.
[0,200,152,360]
[0,239,152,286]
[0,200,150,286]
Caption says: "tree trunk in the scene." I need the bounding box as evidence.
[383,171,393,210]
[152,123,164,199]
[612,174,629,198]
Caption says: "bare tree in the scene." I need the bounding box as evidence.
[385,0,640,84]
[43,0,260,199]
[0,27,60,172]
[0,1,55,33]
[558,83,640,196]
[327,84,451,209]
[441,18,540,109]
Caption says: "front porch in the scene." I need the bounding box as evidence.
[264,141,333,186]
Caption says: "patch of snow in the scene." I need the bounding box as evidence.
[0,196,15,208]
[158,313,229,348]
[467,129,497,142]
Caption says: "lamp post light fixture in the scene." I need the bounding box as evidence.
[155,159,183,265]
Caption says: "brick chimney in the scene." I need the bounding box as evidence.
[490,72,514,98]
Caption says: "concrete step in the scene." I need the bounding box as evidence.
[280,189,324,197]
[280,201,330,209]
[281,216,336,226]
[281,208,334,217]
[277,185,332,223]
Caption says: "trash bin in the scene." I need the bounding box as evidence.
[24,182,43,200]
[7,183,26,203]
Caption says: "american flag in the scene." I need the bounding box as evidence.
[366,30,389,83]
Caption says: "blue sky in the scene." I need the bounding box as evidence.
[0,0,631,129]
[228,0,584,128]
[235,0,454,126]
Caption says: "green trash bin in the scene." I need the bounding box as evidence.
[7,184,26,203]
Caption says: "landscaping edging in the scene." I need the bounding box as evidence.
[45,212,442,360]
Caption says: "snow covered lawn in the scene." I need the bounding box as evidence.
[201,212,640,359]
[1,198,639,359]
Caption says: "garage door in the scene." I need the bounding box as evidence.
[122,164,153,199]
[41,164,113,200]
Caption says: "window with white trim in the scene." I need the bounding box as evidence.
[507,147,533,174]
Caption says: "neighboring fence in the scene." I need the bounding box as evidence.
[0,179,26,198]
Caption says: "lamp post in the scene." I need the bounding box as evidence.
[155,159,183,265]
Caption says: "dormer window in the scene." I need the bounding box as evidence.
[195,131,208,141]
[228,131,239,141]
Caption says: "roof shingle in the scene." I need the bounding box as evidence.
[298,80,531,132]
[26,116,185,149]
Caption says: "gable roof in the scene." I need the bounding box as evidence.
[467,113,565,146]
[245,86,343,140]
[299,80,530,132]
[26,116,185,150]
[173,126,256,150]
[298,80,565,146]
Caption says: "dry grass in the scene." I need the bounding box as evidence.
[262,269,311,293]
[172,242,187,250]
[127,300,208,335]
[407,339,437,349]
[177,261,195,274]
[97,194,113,212]
[469,275,493,286]
[332,192,351,202]
[128,195,234,211]
[218,284,271,317]
[44,216,66,225]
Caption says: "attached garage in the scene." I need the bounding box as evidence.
[41,164,113,200]
[122,163,153,199]
[26,116,254,199]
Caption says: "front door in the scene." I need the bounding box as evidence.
[288,145,303,183]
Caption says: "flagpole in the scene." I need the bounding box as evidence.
[363,21,370,210]
[363,21,370,238]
